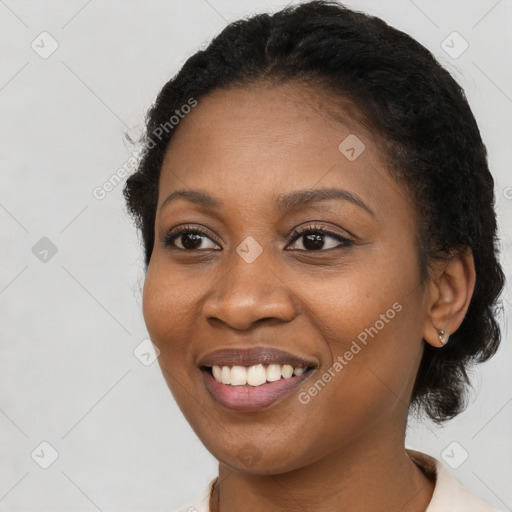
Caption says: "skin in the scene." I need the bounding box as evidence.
[142,81,475,512]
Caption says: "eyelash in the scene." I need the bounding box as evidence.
[163,223,354,251]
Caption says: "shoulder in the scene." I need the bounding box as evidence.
[407,449,502,512]
[175,477,217,512]
[175,456,504,512]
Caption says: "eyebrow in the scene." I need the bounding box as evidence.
[160,187,374,216]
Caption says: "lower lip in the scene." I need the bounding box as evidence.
[201,369,312,412]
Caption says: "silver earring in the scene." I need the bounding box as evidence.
[438,329,450,346]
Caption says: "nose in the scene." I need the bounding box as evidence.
[202,250,297,331]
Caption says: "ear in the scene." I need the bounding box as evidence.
[423,247,476,348]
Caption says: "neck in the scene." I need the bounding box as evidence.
[210,428,435,512]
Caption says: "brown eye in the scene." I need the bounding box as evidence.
[164,226,221,251]
[287,225,354,251]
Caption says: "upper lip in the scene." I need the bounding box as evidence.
[197,346,318,369]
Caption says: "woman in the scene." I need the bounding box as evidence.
[123,1,505,510]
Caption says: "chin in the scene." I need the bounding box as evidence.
[200,431,319,476]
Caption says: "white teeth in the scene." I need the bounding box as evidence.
[247,364,267,386]
[221,366,231,385]
[212,365,222,382]
[230,366,247,385]
[211,364,308,386]
[281,364,294,379]
[266,364,282,382]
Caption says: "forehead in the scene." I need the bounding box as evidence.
[157,81,410,217]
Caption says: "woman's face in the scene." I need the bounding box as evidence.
[142,81,430,473]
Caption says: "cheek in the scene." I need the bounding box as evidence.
[142,265,169,344]
[303,247,424,406]
[142,268,192,382]
[141,263,206,414]
[142,259,200,346]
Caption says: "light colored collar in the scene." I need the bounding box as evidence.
[180,449,500,511]
[406,449,499,511]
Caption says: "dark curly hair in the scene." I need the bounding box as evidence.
[123,0,505,424]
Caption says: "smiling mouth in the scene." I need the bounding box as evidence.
[200,365,315,412]
[202,363,312,386]
[197,346,318,412]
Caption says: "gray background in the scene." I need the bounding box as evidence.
[1,0,511,510]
